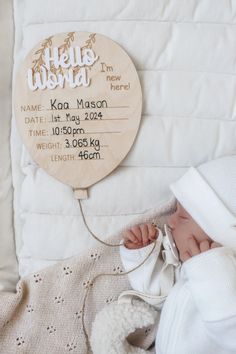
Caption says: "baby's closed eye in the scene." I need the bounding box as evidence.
[179,215,189,220]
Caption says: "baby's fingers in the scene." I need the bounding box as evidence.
[187,236,200,256]
[123,230,138,244]
[130,226,142,243]
[147,223,158,241]
[140,224,149,246]
[199,240,210,253]
[210,241,222,249]
[124,240,141,249]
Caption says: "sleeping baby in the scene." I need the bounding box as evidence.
[120,154,236,354]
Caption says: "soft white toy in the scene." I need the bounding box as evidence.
[90,299,158,354]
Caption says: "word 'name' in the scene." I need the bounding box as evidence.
[27,46,98,91]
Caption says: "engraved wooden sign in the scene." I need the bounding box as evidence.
[14,32,142,197]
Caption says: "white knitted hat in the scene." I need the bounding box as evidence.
[170,154,236,247]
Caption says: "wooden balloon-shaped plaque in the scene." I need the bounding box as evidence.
[14,32,142,197]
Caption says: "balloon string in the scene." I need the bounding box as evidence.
[77,199,122,247]
[77,198,158,353]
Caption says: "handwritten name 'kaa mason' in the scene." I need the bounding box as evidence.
[50,98,108,110]
[27,47,99,91]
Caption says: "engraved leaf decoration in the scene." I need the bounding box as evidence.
[31,32,97,77]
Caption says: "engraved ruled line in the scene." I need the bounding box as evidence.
[48,118,129,123]
[108,106,129,109]
[85,131,121,134]
[64,145,108,149]
[88,118,128,121]
[45,106,129,111]
[76,158,105,161]
[50,131,121,136]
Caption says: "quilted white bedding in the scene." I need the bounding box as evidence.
[0,0,19,292]
[3,0,236,288]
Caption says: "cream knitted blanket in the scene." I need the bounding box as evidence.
[0,198,175,354]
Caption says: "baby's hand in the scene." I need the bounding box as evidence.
[182,236,222,262]
[123,223,158,249]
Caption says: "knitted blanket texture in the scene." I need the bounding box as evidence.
[0,198,175,353]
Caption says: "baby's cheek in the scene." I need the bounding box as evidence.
[172,231,185,251]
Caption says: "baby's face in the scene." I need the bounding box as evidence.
[167,201,212,262]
